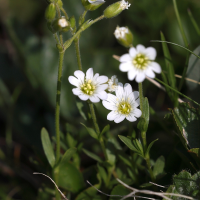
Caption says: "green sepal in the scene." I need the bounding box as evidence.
[104,1,124,18]
[45,3,56,21]
[41,128,55,168]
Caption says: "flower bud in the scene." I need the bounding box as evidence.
[69,16,76,32]
[52,17,70,33]
[114,26,133,48]
[104,0,131,18]
[57,0,63,8]
[81,0,105,11]
[45,3,56,21]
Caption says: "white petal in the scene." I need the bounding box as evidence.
[72,88,82,95]
[129,47,137,57]
[124,83,132,96]
[107,93,118,104]
[96,75,108,84]
[93,73,99,81]
[145,47,156,60]
[128,70,137,81]
[74,70,85,81]
[145,68,155,78]
[150,62,161,73]
[103,100,117,110]
[135,98,140,107]
[133,91,139,100]
[114,115,126,123]
[133,108,142,118]
[107,111,119,121]
[119,62,132,72]
[97,91,107,100]
[126,114,137,122]
[79,94,89,101]
[86,68,93,80]
[136,44,145,53]
[115,83,124,99]
[89,95,100,103]
[135,72,146,83]
[119,54,132,62]
[68,76,79,87]
[96,84,108,92]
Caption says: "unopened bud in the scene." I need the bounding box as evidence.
[57,0,63,8]
[52,17,70,33]
[114,26,133,47]
[45,3,56,21]
[81,0,105,11]
[104,0,131,18]
[69,16,76,32]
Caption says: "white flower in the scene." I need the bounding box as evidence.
[88,0,105,5]
[119,45,161,83]
[58,18,68,27]
[114,26,129,39]
[107,75,119,92]
[103,83,142,123]
[68,68,108,103]
[120,0,131,10]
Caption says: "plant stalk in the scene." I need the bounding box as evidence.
[74,38,82,71]
[88,102,108,161]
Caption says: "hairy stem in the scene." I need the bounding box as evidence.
[74,38,82,70]
[54,51,64,200]
[88,102,108,161]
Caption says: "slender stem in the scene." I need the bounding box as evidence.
[88,102,108,161]
[54,51,64,200]
[173,0,188,47]
[138,83,146,149]
[55,52,64,163]
[53,33,60,44]
[60,7,69,20]
[74,38,82,70]
[155,78,200,106]
[145,155,156,182]
[188,9,200,36]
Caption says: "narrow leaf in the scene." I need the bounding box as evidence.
[81,123,98,140]
[145,139,158,157]
[82,148,103,162]
[60,147,77,164]
[76,101,87,120]
[160,32,176,88]
[41,128,55,168]
[153,156,165,178]
[188,9,200,36]
[99,124,110,139]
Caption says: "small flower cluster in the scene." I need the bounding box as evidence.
[68,3,162,124]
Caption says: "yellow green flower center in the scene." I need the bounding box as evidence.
[118,101,132,115]
[80,79,96,95]
[132,53,150,70]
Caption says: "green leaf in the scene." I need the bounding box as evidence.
[41,128,55,168]
[153,156,165,178]
[186,45,200,91]
[118,136,139,153]
[118,154,132,168]
[97,164,107,185]
[170,102,200,149]
[76,101,87,120]
[58,161,85,193]
[140,183,153,188]
[137,98,149,132]
[188,148,200,168]
[60,147,77,164]
[188,9,200,36]
[109,185,130,200]
[99,124,110,139]
[145,139,158,157]
[82,148,103,163]
[66,132,78,148]
[81,123,98,140]
[161,32,176,88]
[173,171,200,198]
